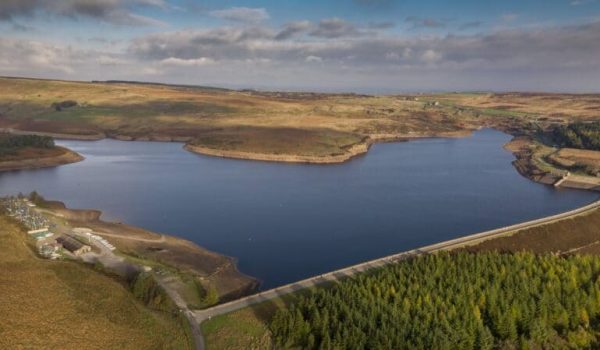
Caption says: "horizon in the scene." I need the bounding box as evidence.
[1,0,600,93]
[4,75,600,95]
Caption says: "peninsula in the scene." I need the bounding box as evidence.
[0,133,82,172]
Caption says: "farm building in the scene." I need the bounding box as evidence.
[56,236,91,256]
[38,242,61,259]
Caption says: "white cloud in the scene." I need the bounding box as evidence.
[0,37,77,74]
[160,57,215,66]
[570,0,596,5]
[2,17,600,92]
[421,49,441,63]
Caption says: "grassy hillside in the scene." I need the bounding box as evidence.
[0,215,192,350]
[0,77,478,159]
[2,77,600,162]
[469,207,600,254]
[432,92,600,122]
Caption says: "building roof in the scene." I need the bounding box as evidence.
[56,235,87,253]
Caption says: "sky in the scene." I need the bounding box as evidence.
[0,0,599,93]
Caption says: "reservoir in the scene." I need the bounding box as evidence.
[1,129,597,289]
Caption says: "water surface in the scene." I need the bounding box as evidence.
[1,129,596,289]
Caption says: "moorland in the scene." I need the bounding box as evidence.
[2,76,600,350]
[1,77,599,188]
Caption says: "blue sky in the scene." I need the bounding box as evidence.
[0,0,599,92]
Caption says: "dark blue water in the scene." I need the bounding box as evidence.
[0,129,597,288]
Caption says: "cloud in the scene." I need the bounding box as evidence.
[128,20,600,74]
[11,21,36,32]
[352,0,394,9]
[275,21,312,40]
[0,37,82,74]
[129,26,276,61]
[209,7,269,23]
[309,18,365,38]
[0,0,38,20]
[305,55,322,63]
[368,21,395,29]
[97,55,129,65]
[3,18,600,92]
[159,57,215,66]
[0,0,166,26]
[421,49,441,63]
[570,0,596,5]
[405,16,447,29]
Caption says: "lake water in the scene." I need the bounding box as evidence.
[1,129,597,289]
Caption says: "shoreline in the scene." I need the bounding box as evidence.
[184,129,473,164]
[183,142,371,164]
[5,126,598,193]
[0,146,84,172]
[38,200,259,301]
[3,127,473,165]
[504,136,600,192]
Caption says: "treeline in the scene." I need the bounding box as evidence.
[0,134,55,156]
[51,100,77,111]
[552,122,600,150]
[271,252,600,349]
[129,272,195,349]
[130,272,177,313]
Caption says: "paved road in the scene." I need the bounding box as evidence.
[193,198,600,324]
[156,276,206,350]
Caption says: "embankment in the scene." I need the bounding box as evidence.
[194,198,600,322]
